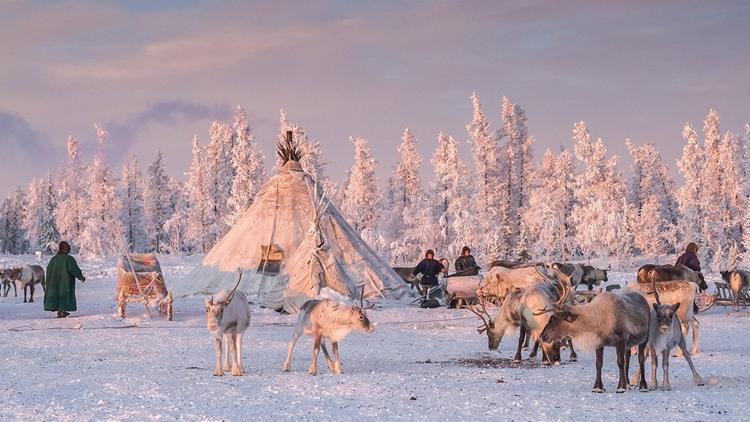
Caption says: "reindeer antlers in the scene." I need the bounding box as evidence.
[533,279,572,315]
[467,298,493,334]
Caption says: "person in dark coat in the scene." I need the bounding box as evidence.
[676,242,703,312]
[412,250,445,286]
[44,241,85,318]
[454,246,479,276]
[676,242,701,273]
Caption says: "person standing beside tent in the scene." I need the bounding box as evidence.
[44,241,85,318]
[411,250,445,287]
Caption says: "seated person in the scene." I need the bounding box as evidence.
[454,246,479,276]
[412,249,445,287]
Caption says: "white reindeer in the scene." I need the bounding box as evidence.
[205,270,251,377]
[283,291,375,375]
[631,280,704,390]
[10,264,45,303]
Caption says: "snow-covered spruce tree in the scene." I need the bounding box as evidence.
[500,97,535,256]
[79,124,124,258]
[55,136,86,246]
[384,128,424,264]
[626,140,679,257]
[185,135,210,253]
[203,121,233,248]
[715,130,747,267]
[120,154,147,252]
[676,123,705,257]
[143,150,171,253]
[163,178,187,254]
[227,105,266,226]
[1,187,29,254]
[341,136,380,234]
[340,136,390,256]
[467,92,508,260]
[23,175,59,253]
[700,109,727,269]
[524,149,576,261]
[571,122,625,260]
[430,131,475,259]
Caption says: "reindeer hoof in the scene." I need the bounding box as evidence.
[661,385,671,391]
[28,299,33,303]
[639,386,649,392]
[591,387,605,393]
[616,387,626,393]
[569,356,577,362]
[308,367,317,376]
[695,378,705,386]
[231,368,242,376]
[214,370,224,377]
[512,358,521,364]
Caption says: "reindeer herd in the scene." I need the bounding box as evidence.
[199,260,745,394]
[468,261,708,392]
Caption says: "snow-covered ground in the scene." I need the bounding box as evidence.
[1,255,749,421]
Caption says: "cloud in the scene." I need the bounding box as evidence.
[105,101,232,154]
[51,21,353,81]
[0,110,60,193]
[0,110,49,155]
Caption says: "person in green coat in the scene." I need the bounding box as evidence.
[44,241,85,318]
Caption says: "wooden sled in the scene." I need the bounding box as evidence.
[116,254,173,320]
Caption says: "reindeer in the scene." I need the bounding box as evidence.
[637,264,708,291]
[630,278,704,390]
[539,291,650,393]
[476,265,549,304]
[0,268,17,297]
[468,271,577,365]
[720,270,750,311]
[283,290,375,375]
[626,280,699,355]
[9,265,45,303]
[204,270,251,377]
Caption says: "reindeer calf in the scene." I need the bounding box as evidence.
[283,299,374,375]
[631,302,704,390]
[205,289,251,377]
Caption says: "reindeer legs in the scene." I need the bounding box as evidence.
[229,334,241,376]
[616,344,628,393]
[320,339,336,372]
[567,338,578,362]
[222,333,231,372]
[29,283,35,303]
[677,334,704,386]
[690,317,699,355]
[213,337,224,376]
[528,340,539,359]
[514,326,526,363]
[522,331,531,351]
[282,326,303,372]
[592,347,605,393]
[308,334,322,375]
[332,342,342,374]
[235,332,245,375]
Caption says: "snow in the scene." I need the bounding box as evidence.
[1,255,749,421]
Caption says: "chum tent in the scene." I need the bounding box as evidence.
[174,132,408,313]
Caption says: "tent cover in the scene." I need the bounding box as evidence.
[174,160,408,313]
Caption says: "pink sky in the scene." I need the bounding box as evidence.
[1,0,749,196]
